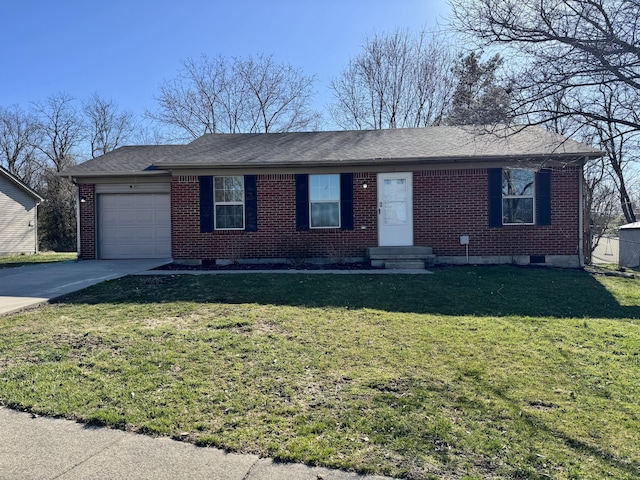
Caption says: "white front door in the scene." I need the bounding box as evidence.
[378,172,413,246]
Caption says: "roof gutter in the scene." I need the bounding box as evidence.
[153,153,597,171]
[61,170,172,180]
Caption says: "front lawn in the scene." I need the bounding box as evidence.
[0,266,638,479]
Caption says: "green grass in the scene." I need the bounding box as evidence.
[0,266,639,479]
[0,251,77,268]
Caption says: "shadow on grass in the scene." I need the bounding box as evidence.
[57,265,640,319]
[477,378,640,479]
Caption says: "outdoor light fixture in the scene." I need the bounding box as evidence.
[362,180,368,189]
[80,197,87,203]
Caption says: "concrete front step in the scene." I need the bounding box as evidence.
[368,246,433,258]
[367,246,436,269]
[384,260,427,269]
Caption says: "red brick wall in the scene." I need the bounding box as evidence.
[171,173,378,260]
[78,166,581,262]
[172,168,580,261]
[413,167,581,258]
[78,183,96,259]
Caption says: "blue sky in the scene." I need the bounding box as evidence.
[1,0,451,127]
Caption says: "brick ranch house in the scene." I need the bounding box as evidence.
[63,125,602,268]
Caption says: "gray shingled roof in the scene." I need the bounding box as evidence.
[63,125,602,177]
[61,145,183,177]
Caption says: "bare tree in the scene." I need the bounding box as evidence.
[234,55,319,133]
[0,105,41,185]
[524,78,639,224]
[32,93,83,252]
[588,84,639,224]
[148,54,321,141]
[450,0,640,223]
[329,29,457,129]
[150,55,229,138]
[580,130,622,263]
[32,92,83,173]
[585,158,620,263]
[1,92,141,252]
[449,0,640,128]
[83,93,135,158]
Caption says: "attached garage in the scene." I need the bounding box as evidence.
[97,186,171,259]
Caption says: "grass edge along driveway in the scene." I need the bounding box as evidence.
[0,252,77,269]
[0,266,639,480]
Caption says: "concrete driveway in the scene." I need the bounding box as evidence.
[0,259,171,316]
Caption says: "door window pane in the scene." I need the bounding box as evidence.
[382,178,407,225]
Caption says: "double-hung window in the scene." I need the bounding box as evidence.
[502,169,535,224]
[214,176,244,229]
[309,174,340,228]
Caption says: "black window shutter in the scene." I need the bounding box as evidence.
[340,173,354,230]
[295,174,309,231]
[536,168,552,225]
[244,175,258,231]
[488,168,503,228]
[199,176,214,233]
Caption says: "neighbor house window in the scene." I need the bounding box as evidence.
[214,176,244,229]
[502,169,535,224]
[309,174,340,228]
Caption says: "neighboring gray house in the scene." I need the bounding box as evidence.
[0,166,44,255]
[619,222,640,268]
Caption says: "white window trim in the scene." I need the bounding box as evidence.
[502,168,535,225]
[309,174,341,229]
[214,176,245,231]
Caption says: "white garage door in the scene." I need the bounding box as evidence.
[99,193,171,259]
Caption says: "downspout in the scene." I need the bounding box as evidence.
[578,158,586,267]
[70,177,81,258]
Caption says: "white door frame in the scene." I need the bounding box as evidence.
[377,172,413,246]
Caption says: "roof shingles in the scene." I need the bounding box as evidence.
[63,126,602,177]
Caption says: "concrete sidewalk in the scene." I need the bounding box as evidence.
[0,259,171,315]
[0,408,394,480]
